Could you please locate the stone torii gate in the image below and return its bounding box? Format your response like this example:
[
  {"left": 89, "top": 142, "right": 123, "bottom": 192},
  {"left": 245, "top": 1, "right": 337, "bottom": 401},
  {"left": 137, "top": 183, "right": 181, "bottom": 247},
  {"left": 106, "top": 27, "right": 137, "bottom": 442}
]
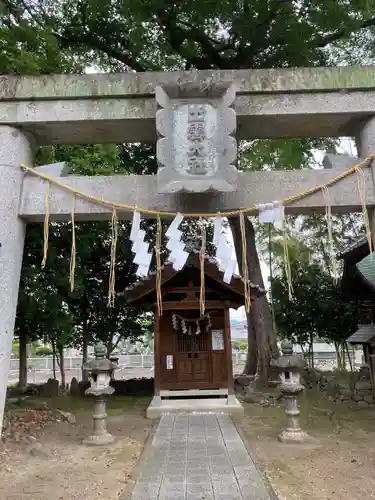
[{"left": 1, "top": 66, "right": 375, "bottom": 432}]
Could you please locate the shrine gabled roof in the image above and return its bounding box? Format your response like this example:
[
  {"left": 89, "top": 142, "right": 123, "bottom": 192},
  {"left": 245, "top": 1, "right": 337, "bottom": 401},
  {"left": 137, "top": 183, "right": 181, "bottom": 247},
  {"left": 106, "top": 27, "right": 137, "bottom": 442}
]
[
  {"left": 337, "top": 236, "right": 374, "bottom": 301},
  {"left": 337, "top": 236, "right": 368, "bottom": 261},
  {"left": 347, "top": 324, "right": 375, "bottom": 344},
  {"left": 124, "top": 250, "right": 265, "bottom": 306}
]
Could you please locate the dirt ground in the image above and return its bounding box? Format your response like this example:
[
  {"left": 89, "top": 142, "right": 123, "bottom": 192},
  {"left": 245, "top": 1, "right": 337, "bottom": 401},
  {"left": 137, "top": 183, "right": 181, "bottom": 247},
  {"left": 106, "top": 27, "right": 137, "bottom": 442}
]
[
  {"left": 2, "top": 392, "right": 375, "bottom": 500},
  {"left": 239, "top": 391, "right": 375, "bottom": 500},
  {"left": 0, "top": 396, "right": 152, "bottom": 500}
]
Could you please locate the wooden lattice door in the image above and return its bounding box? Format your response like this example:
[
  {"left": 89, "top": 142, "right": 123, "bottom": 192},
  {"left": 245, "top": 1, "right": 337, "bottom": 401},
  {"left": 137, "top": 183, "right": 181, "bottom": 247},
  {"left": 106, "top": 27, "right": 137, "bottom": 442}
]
[{"left": 176, "top": 327, "right": 211, "bottom": 389}]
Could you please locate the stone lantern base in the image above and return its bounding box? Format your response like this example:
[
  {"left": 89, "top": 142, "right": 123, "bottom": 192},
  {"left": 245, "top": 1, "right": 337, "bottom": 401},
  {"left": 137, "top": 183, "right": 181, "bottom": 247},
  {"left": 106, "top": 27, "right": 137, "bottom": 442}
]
[
  {"left": 278, "top": 427, "right": 309, "bottom": 444},
  {"left": 278, "top": 391, "right": 310, "bottom": 444},
  {"left": 83, "top": 390, "right": 115, "bottom": 446},
  {"left": 83, "top": 432, "right": 115, "bottom": 446}
]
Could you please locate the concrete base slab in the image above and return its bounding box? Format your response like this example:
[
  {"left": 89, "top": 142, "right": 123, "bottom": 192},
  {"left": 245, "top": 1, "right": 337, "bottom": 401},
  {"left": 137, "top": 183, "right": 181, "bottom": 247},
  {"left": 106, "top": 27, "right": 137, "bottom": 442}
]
[{"left": 146, "top": 396, "right": 244, "bottom": 419}]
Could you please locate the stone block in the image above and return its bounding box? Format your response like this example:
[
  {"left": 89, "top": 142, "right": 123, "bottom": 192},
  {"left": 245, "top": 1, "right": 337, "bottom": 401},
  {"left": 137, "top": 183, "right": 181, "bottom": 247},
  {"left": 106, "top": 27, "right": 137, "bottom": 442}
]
[
  {"left": 355, "top": 380, "right": 372, "bottom": 392},
  {"left": 337, "top": 382, "right": 352, "bottom": 394},
  {"left": 234, "top": 375, "right": 254, "bottom": 390},
  {"left": 41, "top": 378, "right": 59, "bottom": 398},
  {"left": 357, "top": 400, "right": 370, "bottom": 408},
  {"left": 78, "top": 380, "right": 90, "bottom": 395},
  {"left": 69, "top": 377, "right": 80, "bottom": 397},
  {"left": 110, "top": 377, "right": 154, "bottom": 395}
]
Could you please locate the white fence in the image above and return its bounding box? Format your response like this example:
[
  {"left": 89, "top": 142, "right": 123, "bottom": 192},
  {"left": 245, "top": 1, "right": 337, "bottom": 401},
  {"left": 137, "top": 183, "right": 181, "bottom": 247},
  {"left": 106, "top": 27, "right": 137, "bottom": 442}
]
[
  {"left": 7, "top": 350, "right": 364, "bottom": 385},
  {"left": 8, "top": 354, "right": 156, "bottom": 384},
  {"left": 9, "top": 353, "right": 244, "bottom": 372}
]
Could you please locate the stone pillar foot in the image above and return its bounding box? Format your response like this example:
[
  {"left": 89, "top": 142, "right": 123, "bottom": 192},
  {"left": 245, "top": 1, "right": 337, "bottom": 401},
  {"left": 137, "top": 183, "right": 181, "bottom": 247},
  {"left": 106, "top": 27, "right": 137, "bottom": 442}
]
[
  {"left": 83, "top": 432, "right": 115, "bottom": 446},
  {"left": 151, "top": 395, "right": 162, "bottom": 406}
]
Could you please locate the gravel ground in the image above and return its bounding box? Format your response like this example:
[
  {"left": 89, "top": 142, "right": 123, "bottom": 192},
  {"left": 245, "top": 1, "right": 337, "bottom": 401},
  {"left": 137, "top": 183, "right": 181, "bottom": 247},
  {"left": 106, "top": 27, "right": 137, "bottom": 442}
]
[
  {"left": 0, "top": 397, "right": 152, "bottom": 500},
  {"left": 239, "top": 394, "right": 375, "bottom": 500}
]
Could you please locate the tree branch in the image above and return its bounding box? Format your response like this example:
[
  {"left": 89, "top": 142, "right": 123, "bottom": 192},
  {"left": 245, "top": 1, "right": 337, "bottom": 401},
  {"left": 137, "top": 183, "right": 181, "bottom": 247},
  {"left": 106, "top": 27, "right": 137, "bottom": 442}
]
[
  {"left": 155, "top": 9, "right": 233, "bottom": 69},
  {"left": 56, "top": 33, "right": 147, "bottom": 72}
]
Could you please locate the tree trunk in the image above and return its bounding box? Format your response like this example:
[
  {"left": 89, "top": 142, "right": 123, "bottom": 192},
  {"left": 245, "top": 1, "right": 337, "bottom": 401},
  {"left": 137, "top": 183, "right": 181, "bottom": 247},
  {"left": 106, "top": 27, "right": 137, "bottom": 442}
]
[
  {"left": 106, "top": 340, "right": 113, "bottom": 358},
  {"left": 18, "top": 333, "right": 28, "bottom": 389},
  {"left": 51, "top": 338, "right": 57, "bottom": 379},
  {"left": 57, "top": 346, "right": 66, "bottom": 387},
  {"left": 334, "top": 342, "right": 344, "bottom": 370},
  {"left": 243, "top": 314, "right": 257, "bottom": 375},
  {"left": 82, "top": 326, "right": 89, "bottom": 382},
  {"left": 229, "top": 216, "right": 278, "bottom": 382},
  {"left": 309, "top": 332, "right": 314, "bottom": 369},
  {"left": 345, "top": 343, "right": 353, "bottom": 371}
]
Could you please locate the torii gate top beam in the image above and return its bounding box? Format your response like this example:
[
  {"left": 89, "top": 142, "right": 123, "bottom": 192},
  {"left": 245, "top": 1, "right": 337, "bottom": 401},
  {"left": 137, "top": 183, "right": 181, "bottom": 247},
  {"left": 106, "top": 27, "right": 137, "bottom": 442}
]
[{"left": 1, "top": 66, "right": 375, "bottom": 144}]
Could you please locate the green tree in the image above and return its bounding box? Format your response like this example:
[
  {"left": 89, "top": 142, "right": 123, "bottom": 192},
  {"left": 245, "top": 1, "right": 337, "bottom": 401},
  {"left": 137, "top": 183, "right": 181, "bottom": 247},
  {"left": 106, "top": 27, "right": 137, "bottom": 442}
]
[
  {"left": 272, "top": 260, "right": 361, "bottom": 369},
  {"left": 4, "top": 0, "right": 375, "bottom": 382}
]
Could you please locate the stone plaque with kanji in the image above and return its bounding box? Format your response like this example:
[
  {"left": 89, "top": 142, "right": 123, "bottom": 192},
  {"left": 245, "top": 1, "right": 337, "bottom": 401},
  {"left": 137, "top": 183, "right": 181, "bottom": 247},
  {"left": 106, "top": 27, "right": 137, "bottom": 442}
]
[{"left": 156, "top": 84, "right": 238, "bottom": 193}]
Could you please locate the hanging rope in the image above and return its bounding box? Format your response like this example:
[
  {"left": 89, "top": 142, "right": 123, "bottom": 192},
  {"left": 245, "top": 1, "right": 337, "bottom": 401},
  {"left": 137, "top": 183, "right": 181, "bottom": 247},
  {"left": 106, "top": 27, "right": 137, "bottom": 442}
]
[
  {"left": 281, "top": 210, "right": 293, "bottom": 300},
  {"left": 41, "top": 181, "right": 50, "bottom": 268},
  {"left": 199, "top": 219, "right": 206, "bottom": 316},
  {"left": 172, "top": 311, "right": 217, "bottom": 323},
  {"left": 69, "top": 195, "right": 76, "bottom": 292},
  {"left": 268, "top": 223, "right": 277, "bottom": 332},
  {"left": 355, "top": 165, "right": 373, "bottom": 256},
  {"left": 155, "top": 214, "right": 163, "bottom": 316},
  {"left": 20, "top": 154, "right": 375, "bottom": 218},
  {"left": 108, "top": 207, "right": 118, "bottom": 307},
  {"left": 322, "top": 186, "right": 338, "bottom": 280},
  {"left": 19, "top": 154, "right": 375, "bottom": 310},
  {"left": 239, "top": 212, "right": 251, "bottom": 313}
]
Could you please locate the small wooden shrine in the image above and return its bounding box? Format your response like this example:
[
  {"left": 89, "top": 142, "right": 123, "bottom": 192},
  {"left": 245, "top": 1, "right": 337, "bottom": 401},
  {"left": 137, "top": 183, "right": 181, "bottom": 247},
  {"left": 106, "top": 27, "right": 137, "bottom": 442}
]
[
  {"left": 338, "top": 238, "right": 375, "bottom": 391},
  {"left": 124, "top": 252, "right": 265, "bottom": 417}
]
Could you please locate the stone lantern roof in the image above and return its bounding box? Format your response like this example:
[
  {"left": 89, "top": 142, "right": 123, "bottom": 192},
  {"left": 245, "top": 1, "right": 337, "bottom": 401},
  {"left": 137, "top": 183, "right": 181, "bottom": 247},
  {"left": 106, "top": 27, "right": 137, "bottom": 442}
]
[
  {"left": 272, "top": 341, "right": 307, "bottom": 371},
  {"left": 84, "top": 344, "right": 115, "bottom": 374}
]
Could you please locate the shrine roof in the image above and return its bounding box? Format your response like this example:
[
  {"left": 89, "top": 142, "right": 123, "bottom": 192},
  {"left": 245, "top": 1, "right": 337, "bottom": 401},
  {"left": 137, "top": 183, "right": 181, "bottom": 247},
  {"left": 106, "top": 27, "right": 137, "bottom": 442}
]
[
  {"left": 337, "top": 237, "right": 368, "bottom": 261},
  {"left": 337, "top": 236, "right": 374, "bottom": 302},
  {"left": 347, "top": 324, "right": 375, "bottom": 344},
  {"left": 124, "top": 250, "right": 265, "bottom": 308}
]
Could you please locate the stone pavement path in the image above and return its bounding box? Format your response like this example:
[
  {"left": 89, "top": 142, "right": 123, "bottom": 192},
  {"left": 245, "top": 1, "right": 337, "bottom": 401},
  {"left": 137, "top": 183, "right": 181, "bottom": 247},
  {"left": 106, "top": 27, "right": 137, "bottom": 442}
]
[{"left": 130, "top": 413, "right": 273, "bottom": 500}]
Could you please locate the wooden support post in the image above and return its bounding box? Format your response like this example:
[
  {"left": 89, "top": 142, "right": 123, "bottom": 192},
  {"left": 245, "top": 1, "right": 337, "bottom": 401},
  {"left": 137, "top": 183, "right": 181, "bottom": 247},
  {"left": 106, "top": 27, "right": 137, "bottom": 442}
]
[
  {"left": 154, "top": 312, "right": 161, "bottom": 397},
  {"left": 224, "top": 308, "right": 234, "bottom": 395}
]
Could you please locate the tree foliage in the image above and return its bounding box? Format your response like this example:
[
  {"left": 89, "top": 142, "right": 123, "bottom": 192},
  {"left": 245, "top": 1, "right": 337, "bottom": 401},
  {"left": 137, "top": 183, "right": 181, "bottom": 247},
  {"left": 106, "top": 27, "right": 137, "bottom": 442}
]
[
  {"left": 272, "top": 261, "right": 359, "bottom": 342},
  {"left": 2, "top": 0, "right": 375, "bottom": 381}
]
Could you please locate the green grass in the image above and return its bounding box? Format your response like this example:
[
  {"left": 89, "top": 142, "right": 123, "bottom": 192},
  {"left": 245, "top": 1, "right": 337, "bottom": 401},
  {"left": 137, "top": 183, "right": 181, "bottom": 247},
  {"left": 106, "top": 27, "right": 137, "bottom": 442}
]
[
  {"left": 242, "top": 390, "right": 375, "bottom": 438},
  {"left": 6, "top": 394, "right": 152, "bottom": 416}
]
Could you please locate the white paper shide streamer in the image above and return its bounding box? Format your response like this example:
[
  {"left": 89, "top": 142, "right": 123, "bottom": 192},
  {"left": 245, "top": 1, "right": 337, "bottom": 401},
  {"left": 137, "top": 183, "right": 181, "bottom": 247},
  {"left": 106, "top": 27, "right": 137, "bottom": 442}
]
[
  {"left": 166, "top": 213, "right": 189, "bottom": 271},
  {"left": 257, "top": 201, "right": 284, "bottom": 229},
  {"left": 213, "top": 216, "right": 236, "bottom": 284},
  {"left": 130, "top": 211, "right": 152, "bottom": 277}
]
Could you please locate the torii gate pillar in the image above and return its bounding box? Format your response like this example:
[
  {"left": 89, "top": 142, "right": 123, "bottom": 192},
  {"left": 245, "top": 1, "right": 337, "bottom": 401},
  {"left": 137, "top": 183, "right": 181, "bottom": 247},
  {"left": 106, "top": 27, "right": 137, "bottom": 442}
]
[
  {"left": 357, "top": 117, "right": 375, "bottom": 157},
  {"left": 356, "top": 117, "right": 375, "bottom": 240},
  {"left": 0, "top": 126, "right": 34, "bottom": 433}
]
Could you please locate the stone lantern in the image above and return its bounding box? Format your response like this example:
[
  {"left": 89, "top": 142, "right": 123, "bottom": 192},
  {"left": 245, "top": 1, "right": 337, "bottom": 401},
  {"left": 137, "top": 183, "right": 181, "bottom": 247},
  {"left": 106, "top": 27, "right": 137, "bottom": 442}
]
[
  {"left": 272, "top": 341, "right": 309, "bottom": 443},
  {"left": 83, "top": 344, "right": 117, "bottom": 446}
]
